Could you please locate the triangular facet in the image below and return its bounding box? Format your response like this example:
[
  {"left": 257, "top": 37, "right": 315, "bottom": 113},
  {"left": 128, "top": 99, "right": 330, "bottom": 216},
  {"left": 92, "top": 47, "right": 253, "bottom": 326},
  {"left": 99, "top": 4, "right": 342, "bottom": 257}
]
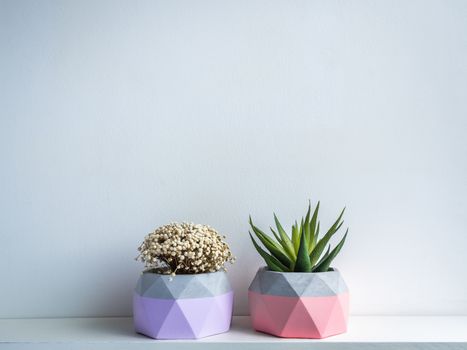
[
  {"left": 302, "top": 276, "right": 335, "bottom": 296},
  {"left": 338, "top": 293, "right": 349, "bottom": 320},
  {"left": 176, "top": 296, "right": 213, "bottom": 337},
  {"left": 177, "top": 277, "right": 212, "bottom": 298},
  {"left": 248, "top": 273, "right": 261, "bottom": 293},
  {"left": 337, "top": 276, "right": 349, "bottom": 294},
  {"left": 133, "top": 294, "right": 151, "bottom": 336},
  {"left": 301, "top": 296, "right": 337, "bottom": 337},
  {"left": 249, "top": 291, "right": 273, "bottom": 333},
  {"left": 196, "top": 293, "right": 232, "bottom": 338},
  {"left": 281, "top": 298, "right": 319, "bottom": 338},
  {"left": 259, "top": 272, "right": 286, "bottom": 295},
  {"left": 143, "top": 278, "right": 172, "bottom": 298},
  {"left": 262, "top": 294, "right": 299, "bottom": 334},
  {"left": 161, "top": 277, "right": 192, "bottom": 299},
  {"left": 141, "top": 297, "right": 175, "bottom": 337},
  {"left": 316, "top": 273, "right": 341, "bottom": 295},
  {"left": 157, "top": 301, "right": 195, "bottom": 339},
  {"left": 137, "top": 274, "right": 160, "bottom": 295},
  {"left": 213, "top": 292, "right": 234, "bottom": 324},
  {"left": 281, "top": 273, "right": 317, "bottom": 297},
  {"left": 322, "top": 293, "right": 349, "bottom": 337}
]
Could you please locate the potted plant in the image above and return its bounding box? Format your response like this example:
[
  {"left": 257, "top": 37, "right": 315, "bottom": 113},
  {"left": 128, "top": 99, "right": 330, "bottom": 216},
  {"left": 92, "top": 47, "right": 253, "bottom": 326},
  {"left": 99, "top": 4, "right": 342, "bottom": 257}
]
[
  {"left": 248, "top": 201, "right": 349, "bottom": 339},
  {"left": 134, "top": 222, "right": 235, "bottom": 339}
]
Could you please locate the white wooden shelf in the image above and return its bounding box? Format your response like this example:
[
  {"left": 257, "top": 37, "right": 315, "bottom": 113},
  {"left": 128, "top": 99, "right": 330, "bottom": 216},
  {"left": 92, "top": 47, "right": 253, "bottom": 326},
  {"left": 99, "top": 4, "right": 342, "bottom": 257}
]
[{"left": 1, "top": 316, "right": 466, "bottom": 349}]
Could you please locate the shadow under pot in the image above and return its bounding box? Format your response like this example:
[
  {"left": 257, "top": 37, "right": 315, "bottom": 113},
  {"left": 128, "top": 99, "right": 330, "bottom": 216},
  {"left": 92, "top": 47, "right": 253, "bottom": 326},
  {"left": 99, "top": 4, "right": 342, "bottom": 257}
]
[
  {"left": 248, "top": 267, "right": 349, "bottom": 339},
  {"left": 133, "top": 271, "right": 233, "bottom": 339}
]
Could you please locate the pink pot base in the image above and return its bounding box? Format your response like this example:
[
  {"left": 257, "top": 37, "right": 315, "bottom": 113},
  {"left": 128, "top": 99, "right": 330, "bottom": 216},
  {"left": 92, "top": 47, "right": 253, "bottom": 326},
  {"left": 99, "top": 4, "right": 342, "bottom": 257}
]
[{"left": 248, "top": 291, "right": 349, "bottom": 339}]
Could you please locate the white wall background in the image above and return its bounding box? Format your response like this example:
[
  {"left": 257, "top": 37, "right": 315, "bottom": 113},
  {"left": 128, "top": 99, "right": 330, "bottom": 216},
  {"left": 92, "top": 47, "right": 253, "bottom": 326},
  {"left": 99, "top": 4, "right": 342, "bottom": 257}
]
[{"left": 1, "top": 0, "right": 466, "bottom": 318}]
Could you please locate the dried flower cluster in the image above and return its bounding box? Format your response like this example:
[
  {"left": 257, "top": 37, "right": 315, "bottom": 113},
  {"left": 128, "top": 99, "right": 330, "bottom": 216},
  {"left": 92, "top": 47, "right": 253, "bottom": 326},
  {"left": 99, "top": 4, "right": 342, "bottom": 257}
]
[{"left": 137, "top": 222, "right": 235, "bottom": 275}]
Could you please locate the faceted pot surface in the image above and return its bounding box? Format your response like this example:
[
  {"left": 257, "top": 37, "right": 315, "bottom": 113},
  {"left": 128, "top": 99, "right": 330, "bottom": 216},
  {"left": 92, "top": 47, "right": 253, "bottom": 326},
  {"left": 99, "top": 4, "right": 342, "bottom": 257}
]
[
  {"left": 248, "top": 267, "right": 349, "bottom": 338},
  {"left": 133, "top": 271, "right": 233, "bottom": 339}
]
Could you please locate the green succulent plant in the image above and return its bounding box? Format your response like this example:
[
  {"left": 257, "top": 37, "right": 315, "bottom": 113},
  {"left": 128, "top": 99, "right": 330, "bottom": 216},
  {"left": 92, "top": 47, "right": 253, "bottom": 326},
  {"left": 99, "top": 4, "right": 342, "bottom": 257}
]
[{"left": 249, "top": 201, "right": 348, "bottom": 273}]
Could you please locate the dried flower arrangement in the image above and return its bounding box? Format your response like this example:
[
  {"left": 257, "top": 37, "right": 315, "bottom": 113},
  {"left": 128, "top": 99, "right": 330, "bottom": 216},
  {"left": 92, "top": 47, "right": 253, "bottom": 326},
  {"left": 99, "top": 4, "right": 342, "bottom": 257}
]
[{"left": 137, "top": 222, "right": 235, "bottom": 275}]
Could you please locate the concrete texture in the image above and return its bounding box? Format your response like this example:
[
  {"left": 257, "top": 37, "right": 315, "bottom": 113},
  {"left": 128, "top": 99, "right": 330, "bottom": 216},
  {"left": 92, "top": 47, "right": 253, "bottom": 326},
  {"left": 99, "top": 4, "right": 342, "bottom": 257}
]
[
  {"left": 135, "top": 271, "right": 232, "bottom": 299},
  {"left": 249, "top": 267, "right": 348, "bottom": 297}
]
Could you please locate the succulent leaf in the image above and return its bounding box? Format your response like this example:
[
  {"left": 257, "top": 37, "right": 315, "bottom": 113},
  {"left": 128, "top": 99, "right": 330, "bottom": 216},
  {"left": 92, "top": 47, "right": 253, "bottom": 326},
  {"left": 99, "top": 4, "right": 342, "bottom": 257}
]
[
  {"left": 248, "top": 201, "right": 348, "bottom": 273},
  {"left": 294, "top": 228, "right": 312, "bottom": 272},
  {"left": 269, "top": 227, "right": 281, "bottom": 243},
  {"left": 273, "top": 213, "right": 296, "bottom": 259},
  {"left": 249, "top": 216, "right": 292, "bottom": 268},
  {"left": 314, "top": 244, "right": 330, "bottom": 269},
  {"left": 309, "top": 207, "right": 345, "bottom": 267},
  {"left": 308, "top": 201, "right": 320, "bottom": 252},
  {"left": 313, "top": 229, "right": 348, "bottom": 272},
  {"left": 328, "top": 208, "right": 346, "bottom": 235},
  {"left": 313, "top": 221, "right": 320, "bottom": 248},
  {"left": 291, "top": 221, "right": 300, "bottom": 253},
  {"left": 249, "top": 232, "right": 288, "bottom": 272},
  {"left": 303, "top": 202, "right": 311, "bottom": 252}
]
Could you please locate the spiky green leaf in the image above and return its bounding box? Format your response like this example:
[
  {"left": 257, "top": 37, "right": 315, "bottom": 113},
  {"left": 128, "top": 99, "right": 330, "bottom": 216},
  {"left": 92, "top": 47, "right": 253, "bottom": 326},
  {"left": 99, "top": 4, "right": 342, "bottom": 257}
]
[
  {"left": 303, "top": 202, "right": 311, "bottom": 252},
  {"left": 328, "top": 207, "right": 346, "bottom": 235},
  {"left": 291, "top": 221, "right": 300, "bottom": 254},
  {"left": 312, "top": 221, "right": 320, "bottom": 249},
  {"left": 308, "top": 201, "right": 320, "bottom": 252},
  {"left": 249, "top": 233, "right": 288, "bottom": 272},
  {"left": 313, "top": 230, "right": 348, "bottom": 272},
  {"left": 314, "top": 244, "right": 330, "bottom": 269},
  {"left": 273, "top": 213, "right": 296, "bottom": 259},
  {"left": 309, "top": 208, "right": 345, "bottom": 267},
  {"left": 249, "top": 216, "right": 292, "bottom": 268},
  {"left": 294, "top": 228, "right": 312, "bottom": 272},
  {"left": 269, "top": 227, "right": 281, "bottom": 242}
]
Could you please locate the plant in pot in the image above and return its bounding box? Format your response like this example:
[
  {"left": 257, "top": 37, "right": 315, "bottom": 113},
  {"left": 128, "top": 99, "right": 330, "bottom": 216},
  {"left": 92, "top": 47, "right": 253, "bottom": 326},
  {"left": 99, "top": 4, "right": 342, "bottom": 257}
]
[
  {"left": 134, "top": 222, "right": 235, "bottom": 339},
  {"left": 248, "top": 201, "right": 349, "bottom": 339}
]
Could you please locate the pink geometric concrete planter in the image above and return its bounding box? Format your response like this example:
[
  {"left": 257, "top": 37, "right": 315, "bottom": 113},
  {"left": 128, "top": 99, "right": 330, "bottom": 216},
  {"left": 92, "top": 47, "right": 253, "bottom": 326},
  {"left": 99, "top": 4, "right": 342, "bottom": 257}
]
[
  {"left": 248, "top": 267, "right": 349, "bottom": 339},
  {"left": 133, "top": 271, "right": 233, "bottom": 339}
]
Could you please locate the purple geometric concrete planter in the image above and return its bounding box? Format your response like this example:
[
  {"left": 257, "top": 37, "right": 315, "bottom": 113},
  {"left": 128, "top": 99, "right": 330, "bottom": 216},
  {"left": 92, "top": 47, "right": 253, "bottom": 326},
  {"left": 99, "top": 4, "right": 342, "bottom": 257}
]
[{"left": 133, "top": 270, "right": 233, "bottom": 339}]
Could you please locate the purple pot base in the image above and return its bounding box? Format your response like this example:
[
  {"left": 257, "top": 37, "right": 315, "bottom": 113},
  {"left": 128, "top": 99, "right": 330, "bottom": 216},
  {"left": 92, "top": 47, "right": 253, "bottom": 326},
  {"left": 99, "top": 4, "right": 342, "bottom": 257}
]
[{"left": 133, "top": 291, "right": 233, "bottom": 339}]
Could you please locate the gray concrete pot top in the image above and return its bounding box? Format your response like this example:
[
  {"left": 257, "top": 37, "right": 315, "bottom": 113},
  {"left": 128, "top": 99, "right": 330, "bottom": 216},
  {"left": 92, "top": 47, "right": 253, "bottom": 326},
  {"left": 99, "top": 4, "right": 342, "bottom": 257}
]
[
  {"left": 135, "top": 270, "right": 232, "bottom": 299},
  {"left": 248, "top": 267, "right": 348, "bottom": 297}
]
